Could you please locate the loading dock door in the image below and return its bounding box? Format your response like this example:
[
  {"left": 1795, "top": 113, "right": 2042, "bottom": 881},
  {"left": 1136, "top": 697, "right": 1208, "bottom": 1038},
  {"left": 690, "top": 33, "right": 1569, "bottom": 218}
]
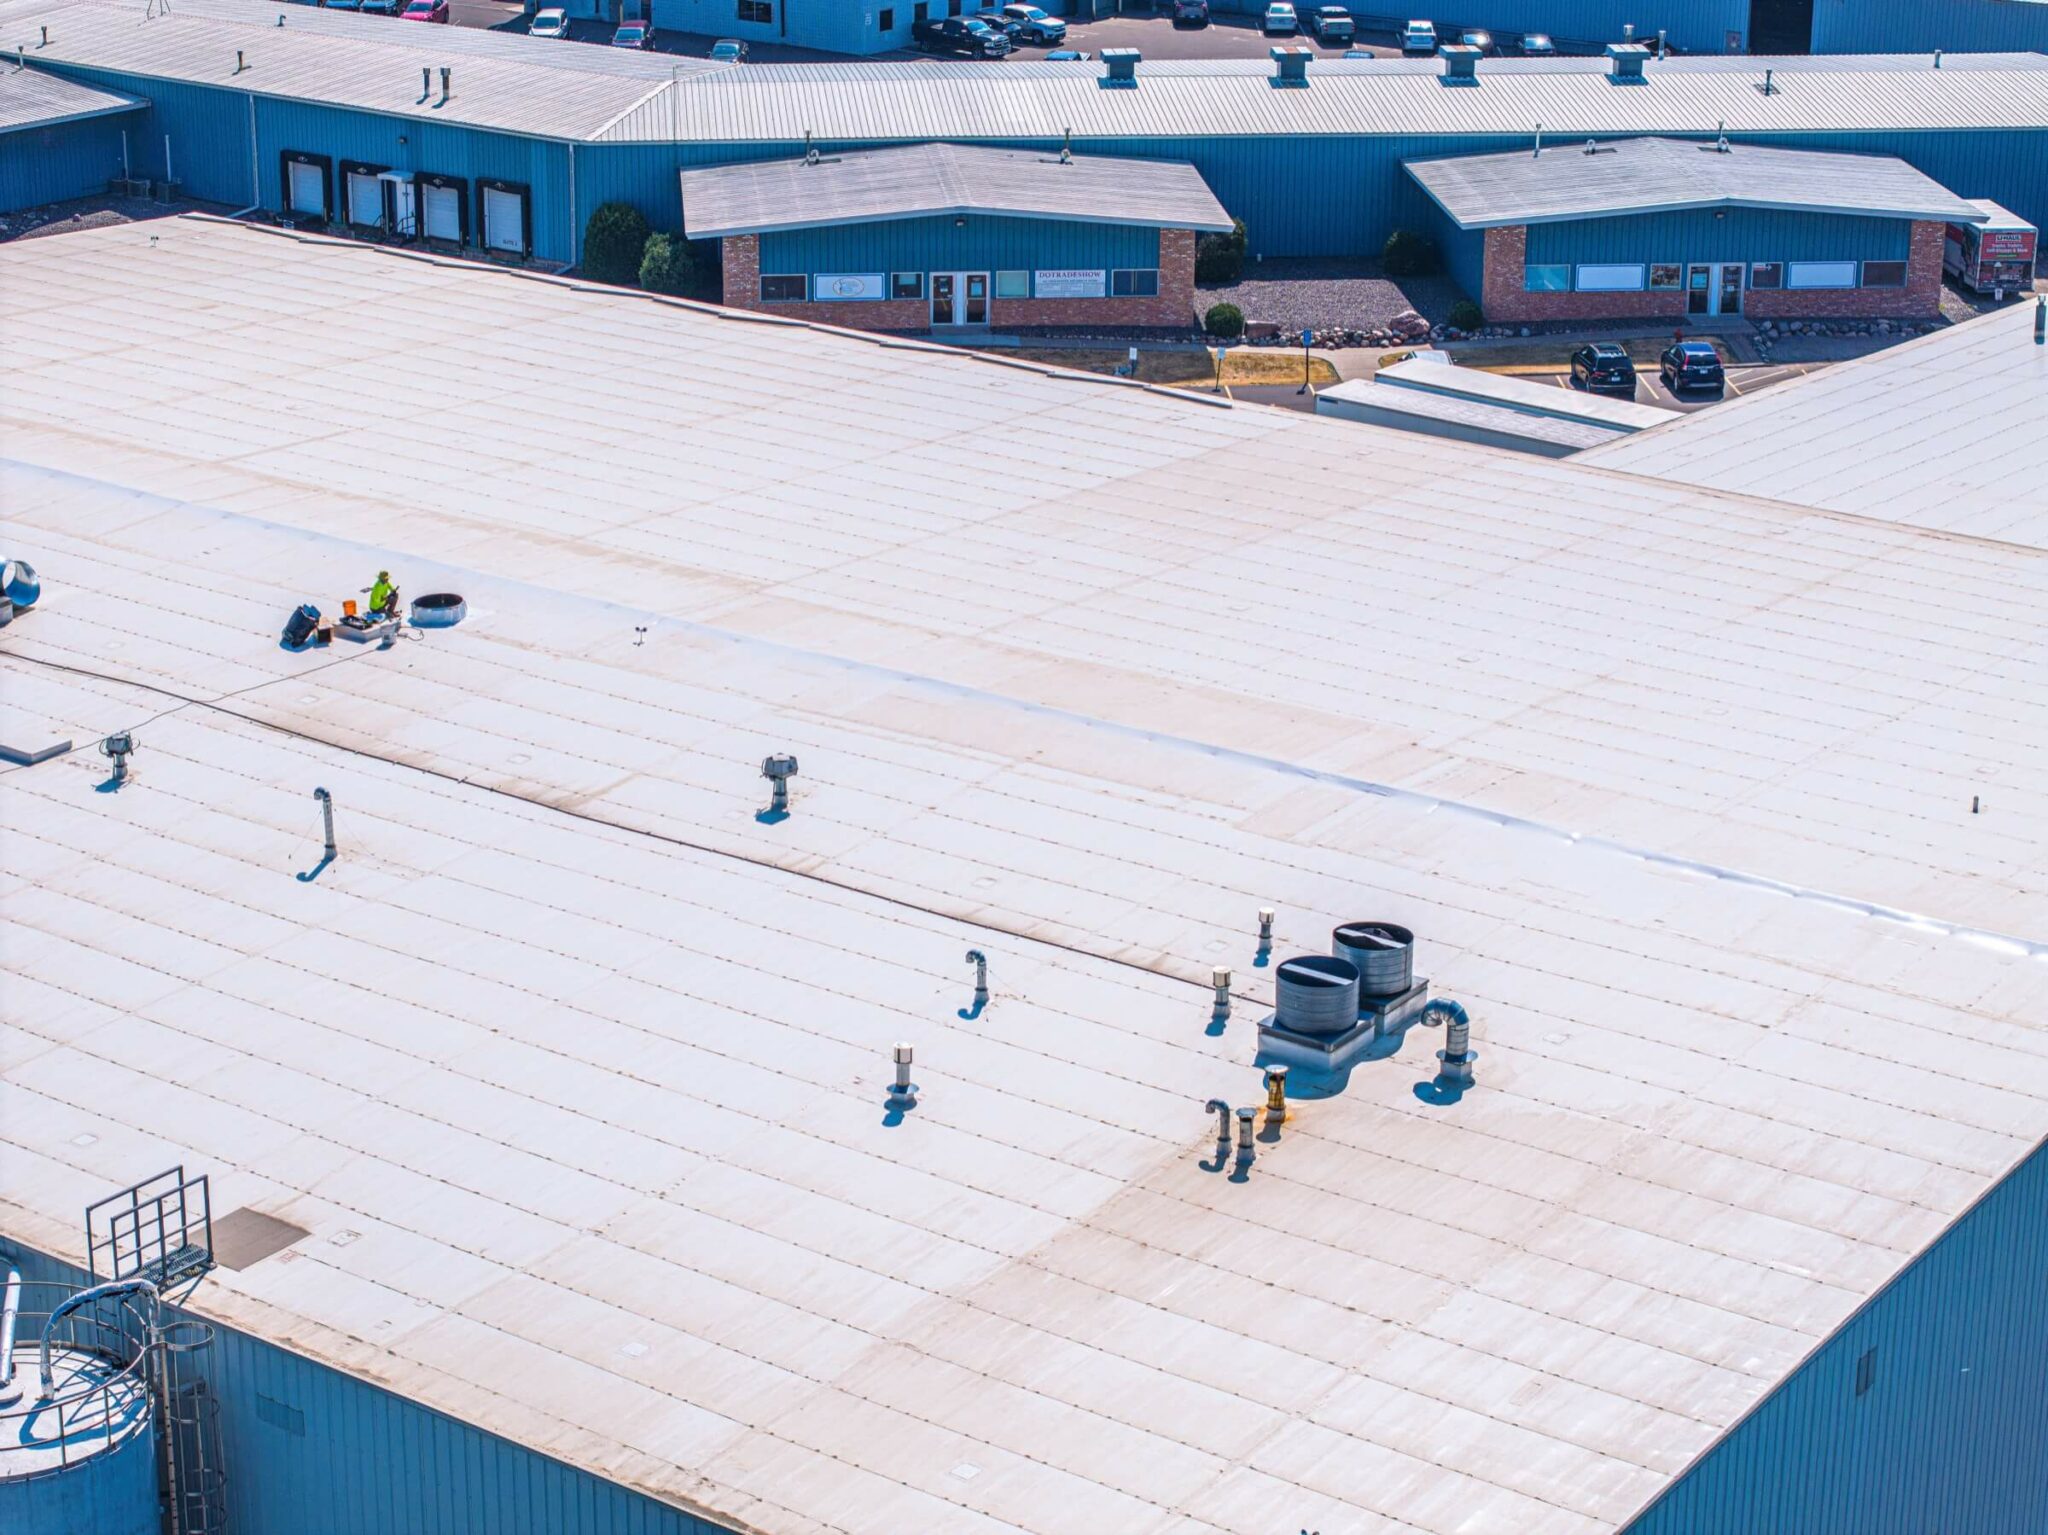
[
  {"left": 421, "top": 182, "right": 462, "bottom": 242},
  {"left": 346, "top": 170, "right": 385, "bottom": 228},
  {"left": 288, "top": 159, "right": 327, "bottom": 219},
  {"left": 482, "top": 185, "right": 526, "bottom": 254}
]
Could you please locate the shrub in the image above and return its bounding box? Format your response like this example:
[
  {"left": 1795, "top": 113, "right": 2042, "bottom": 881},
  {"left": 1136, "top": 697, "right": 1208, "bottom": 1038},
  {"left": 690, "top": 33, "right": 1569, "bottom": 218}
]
[
  {"left": 1195, "top": 217, "right": 1249, "bottom": 285},
  {"left": 1380, "top": 228, "right": 1440, "bottom": 277},
  {"left": 639, "top": 232, "right": 694, "bottom": 296},
  {"left": 1448, "top": 299, "right": 1484, "bottom": 331},
  {"left": 1203, "top": 302, "right": 1245, "bottom": 339},
  {"left": 582, "top": 201, "right": 650, "bottom": 285}
]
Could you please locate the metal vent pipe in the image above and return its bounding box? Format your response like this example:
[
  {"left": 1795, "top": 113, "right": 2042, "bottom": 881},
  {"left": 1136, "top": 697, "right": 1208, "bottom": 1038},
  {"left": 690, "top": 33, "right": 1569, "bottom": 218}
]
[{"left": 1421, "top": 999, "right": 1475, "bottom": 1086}]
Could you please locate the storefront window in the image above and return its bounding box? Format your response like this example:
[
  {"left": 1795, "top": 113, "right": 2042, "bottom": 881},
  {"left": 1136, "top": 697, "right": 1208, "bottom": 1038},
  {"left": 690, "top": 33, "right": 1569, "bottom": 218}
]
[
  {"left": 1861, "top": 260, "right": 1907, "bottom": 288},
  {"left": 994, "top": 271, "right": 1029, "bottom": 298},
  {"left": 1574, "top": 264, "right": 1645, "bottom": 292},
  {"left": 879, "top": 6, "right": 893, "bottom": 27},
  {"left": 1111, "top": 269, "right": 1159, "bottom": 297},
  {"left": 1750, "top": 262, "right": 1783, "bottom": 289},
  {"left": 1648, "top": 263, "right": 1681, "bottom": 290},
  {"left": 1524, "top": 265, "right": 1569, "bottom": 292},
  {"left": 890, "top": 272, "right": 924, "bottom": 299},
  {"left": 1786, "top": 261, "right": 1856, "bottom": 290},
  {"left": 760, "top": 274, "right": 806, "bottom": 302}
]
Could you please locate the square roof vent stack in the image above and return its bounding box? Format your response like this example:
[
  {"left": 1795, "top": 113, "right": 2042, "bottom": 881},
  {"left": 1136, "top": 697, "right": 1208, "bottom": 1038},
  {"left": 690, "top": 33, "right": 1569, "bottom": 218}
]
[
  {"left": 1101, "top": 47, "right": 1140, "bottom": 86},
  {"left": 1270, "top": 45, "right": 1311, "bottom": 86},
  {"left": 1607, "top": 42, "right": 1650, "bottom": 82},
  {"left": 1439, "top": 43, "right": 1480, "bottom": 83}
]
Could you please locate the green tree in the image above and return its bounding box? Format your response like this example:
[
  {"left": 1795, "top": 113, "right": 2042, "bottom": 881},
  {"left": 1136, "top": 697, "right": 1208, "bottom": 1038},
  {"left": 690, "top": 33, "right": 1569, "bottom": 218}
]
[
  {"left": 639, "top": 232, "right": 695, "bottom": 296},
  {"left": 1380, "top": 228, "right": 1440, "bottom": 277},
  {"left": 583, "top": 201, "right": 651, "bottom": 285},
  {"left": 1195, "top": 218, "right": 1249, "bottom": 285},
  {"left": 1203, "top": 301, "right": 1245, "bottom": 339}
]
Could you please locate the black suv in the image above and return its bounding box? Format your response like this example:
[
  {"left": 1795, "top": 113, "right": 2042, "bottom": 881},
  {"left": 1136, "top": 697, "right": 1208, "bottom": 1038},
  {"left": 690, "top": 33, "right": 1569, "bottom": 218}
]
[
  {"left": 913, "top": 16, "right": 1012, "bottom": 54},
  {"left": 1570, "top": 342, "right": 1637, "bottom": 397},
  {"left": 1659, "top": 340, "right": 1725, "bottom": 395}
]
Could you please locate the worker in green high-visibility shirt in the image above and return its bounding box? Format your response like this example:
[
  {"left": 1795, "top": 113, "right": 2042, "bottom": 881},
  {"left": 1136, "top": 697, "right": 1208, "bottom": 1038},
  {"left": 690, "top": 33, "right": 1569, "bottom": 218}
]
[{"left": 366, "top": 570, "right": 398, "bottom": 619}]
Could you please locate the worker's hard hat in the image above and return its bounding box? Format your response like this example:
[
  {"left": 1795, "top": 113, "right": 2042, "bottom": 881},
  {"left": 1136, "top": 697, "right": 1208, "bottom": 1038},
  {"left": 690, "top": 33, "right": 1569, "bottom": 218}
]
[{"left": 377, "top": 570, "right": 390, "bottom": 580}]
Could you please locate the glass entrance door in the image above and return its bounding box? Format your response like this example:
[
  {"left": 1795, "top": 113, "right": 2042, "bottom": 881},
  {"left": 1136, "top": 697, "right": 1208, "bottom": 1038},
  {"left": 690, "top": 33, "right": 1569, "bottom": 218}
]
[
  {"left": 1686, "top": 264, "right": 1711, "bottom": 316},
  {"left": 931, "top": 273, "right": 956, "bottom": 326},
  {"left": 963, "top": 273, "right": 989, "bottom": 324},
  {"left": 1716, "top": 262, "right": 1744, "bottom": 315}
]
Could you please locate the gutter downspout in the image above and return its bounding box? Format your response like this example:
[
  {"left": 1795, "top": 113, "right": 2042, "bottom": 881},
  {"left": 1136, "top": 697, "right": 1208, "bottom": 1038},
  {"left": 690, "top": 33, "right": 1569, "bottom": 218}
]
[
  {"left": 568, "top": 142, "right": 578, "bottom": 268},
  {"left": 245, "top": 90, "right": 259, "bottom": 213}
]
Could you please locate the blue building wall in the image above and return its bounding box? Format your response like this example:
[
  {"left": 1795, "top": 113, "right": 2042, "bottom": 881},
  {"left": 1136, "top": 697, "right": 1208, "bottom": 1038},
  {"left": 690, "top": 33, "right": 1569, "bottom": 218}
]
[
  {"left": 758, "top": 212, "right": 1158, "bottom": 275},
  {"left": 0, "top": 112, "right": 139, "bottom": 213},
  {"left": 1811, "top": 0, "right": 2048, "bottom": 54},
  {"left": 18, "top": 63, "right": 2048, "bottom": 271},
  {"left": 1526, "top": 206, "right": 1912, "bottom": 264},
  {"left": 0, "top": 1242, "right": 739, "bottom": 1535},
  {"left": 1625, "top": 1134, "right": 2048, "bottom": 1535}
]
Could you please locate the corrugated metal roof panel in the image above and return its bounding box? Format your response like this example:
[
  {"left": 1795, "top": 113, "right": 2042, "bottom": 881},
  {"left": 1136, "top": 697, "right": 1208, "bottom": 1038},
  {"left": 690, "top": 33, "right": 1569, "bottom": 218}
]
[
  {"left": 678, "top": 141, "right": 1233, "bottom": 237},
  {"left": 0, "top": 57, "right": 143, "bottom": 131},
  {"left": 22, "top": 0, "right": 716, "bottom": 141},
  {"left": 637, "top": 57, "right": 2048, "bottom": 144},
  {"left": 1405, "top": 136, "right": 1989, "bottom": 226}
]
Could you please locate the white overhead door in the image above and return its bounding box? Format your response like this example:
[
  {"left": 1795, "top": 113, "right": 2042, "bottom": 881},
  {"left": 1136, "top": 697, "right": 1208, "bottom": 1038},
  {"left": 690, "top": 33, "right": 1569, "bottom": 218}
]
[
  {"left": 421, "top": 182, "right": 461, "bottom": 243},
  {"left": 482, "top": 185, "right": 525, "bottom": 254},
  {"left": 346, "top": 170, "right": 384, "bottom": 228},
  {"left": 287, "top": 159, "right": 326, "bottom": 218}
]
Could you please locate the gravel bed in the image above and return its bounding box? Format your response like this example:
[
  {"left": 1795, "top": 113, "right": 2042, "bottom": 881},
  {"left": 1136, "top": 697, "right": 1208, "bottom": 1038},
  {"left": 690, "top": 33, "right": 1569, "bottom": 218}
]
[
  {"left": 1198, "top": 258, "right": 1467, "bottom": 335},
  {"left": 0, "top": 194, "right": 232, "bottom": 243}
]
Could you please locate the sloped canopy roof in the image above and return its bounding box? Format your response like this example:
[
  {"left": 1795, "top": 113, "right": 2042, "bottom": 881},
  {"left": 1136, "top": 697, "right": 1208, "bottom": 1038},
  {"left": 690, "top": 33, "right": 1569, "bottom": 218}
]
[
  {"left": 1405, "top": 136, "right": 1989, "bottom": 228},
  {"left": 0, "top": 61, "right": 145, "bottom": 134},
  {"left": 680, "top": 141, "right": 1234, "bottom": 238}
]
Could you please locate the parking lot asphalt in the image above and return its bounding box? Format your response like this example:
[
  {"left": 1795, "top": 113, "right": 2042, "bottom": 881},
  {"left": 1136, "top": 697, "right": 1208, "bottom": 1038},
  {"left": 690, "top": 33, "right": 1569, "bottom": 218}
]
[
  {"left": 1510, "top": 362, "right": 1817, "bottom": 414},
  {"left": 449, "top": 0, "right": 1409, "bottom": 59}
]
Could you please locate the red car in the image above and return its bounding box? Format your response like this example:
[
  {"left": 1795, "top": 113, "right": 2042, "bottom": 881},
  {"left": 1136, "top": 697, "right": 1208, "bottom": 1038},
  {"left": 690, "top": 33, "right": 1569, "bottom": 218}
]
[{"left": 401, "top": 0, "right": 449, "bottom": 21}]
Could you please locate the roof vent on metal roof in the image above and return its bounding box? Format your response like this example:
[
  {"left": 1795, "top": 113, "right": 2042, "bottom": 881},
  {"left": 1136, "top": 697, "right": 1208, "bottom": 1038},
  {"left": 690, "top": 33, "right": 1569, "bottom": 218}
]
[
  {"left": 1933, "top": 48, "right": 1942, "bottom": 68},
  {"left": 1757, "top": 67, "right": 1776, "bottom": 95},
  {"left": 1270, "top": 45, "right": 1311, "bottom": 87},
  {"left": 1101, "top": 47, "right": 1139, "bottom": 86},
  {"left": 234, "top": 49, "right": 246, "bottom": 73},
  {"left": 420, "top": 66, "right": 431, "bottom": 101},
  {"left": 439, "top": 67, "right": 451, "bottom": 103},
  {"left": 1606, "top": 42, "right": 1650, "bottom": 83},
  {"left": 1438, "top": 43, "right": 1480, "bottom": 84},
  {"left": 804, "top": 129, "right": 819, "bottom": 165},
  {"left": 1059, "top": 126, "right": 1072, "bottom": 164}
]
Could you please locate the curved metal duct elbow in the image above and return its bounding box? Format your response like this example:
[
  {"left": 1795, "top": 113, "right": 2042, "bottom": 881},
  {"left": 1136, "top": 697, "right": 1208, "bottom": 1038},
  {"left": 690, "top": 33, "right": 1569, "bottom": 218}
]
[
  {"left": 38, "top": 1278, "right": 158, "bottom": 1399},
  {"left": 1419, "top": 998, "right": 1475, "bottom": 1086}
]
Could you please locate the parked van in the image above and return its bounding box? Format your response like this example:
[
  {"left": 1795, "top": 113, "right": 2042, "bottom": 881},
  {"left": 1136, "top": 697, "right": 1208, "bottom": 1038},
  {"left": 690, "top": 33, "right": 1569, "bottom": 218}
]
[{"left": 1944, "top": 199, "right": 2038, "bottom": 296}]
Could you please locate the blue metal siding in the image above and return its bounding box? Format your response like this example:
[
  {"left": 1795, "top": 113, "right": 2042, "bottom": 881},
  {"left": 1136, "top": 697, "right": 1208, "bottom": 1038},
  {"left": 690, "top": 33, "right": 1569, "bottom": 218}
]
[
  {"left": 759, "top": 212, "right": 1158, "bottom": 275},
  {"left": 1811, "top": 0, "right": 2048, "bottom": 54},
  {"left": 0, "top": 1242, "right": 738, "bottom": 1535},
  {"left": 1625, "top": 1134, "right": 2048, "bottom": 1535},
  {"left": 0, "top": 113, "right": 136, "bottom": 213},
  {"left": 1422, "top": 196, "right": 1487, "bottom": 297},
  {"left": 1527, "top": 207, "right": 1913, "bottom": 265}
]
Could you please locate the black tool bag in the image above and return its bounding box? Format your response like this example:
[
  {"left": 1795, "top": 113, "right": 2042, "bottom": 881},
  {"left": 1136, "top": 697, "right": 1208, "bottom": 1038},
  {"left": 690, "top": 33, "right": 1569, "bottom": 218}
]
[{"left": 283, "top": 603, "right": 320, "bottom": 648}]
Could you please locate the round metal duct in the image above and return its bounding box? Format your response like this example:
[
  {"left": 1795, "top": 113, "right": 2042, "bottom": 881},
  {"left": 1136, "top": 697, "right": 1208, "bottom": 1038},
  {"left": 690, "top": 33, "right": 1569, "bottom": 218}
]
[
  {"left": 1333, "top": 922, "right": 1414, "bottom": 998},
  {"left": 2, "top": 559, "right": 38, "bottom": 610},
  {"left": 409, "top": 593, "right": 466, "bottom": 628},
  {"left": 1274, "top": 955, "right": 1360, "bottom": 1037}
]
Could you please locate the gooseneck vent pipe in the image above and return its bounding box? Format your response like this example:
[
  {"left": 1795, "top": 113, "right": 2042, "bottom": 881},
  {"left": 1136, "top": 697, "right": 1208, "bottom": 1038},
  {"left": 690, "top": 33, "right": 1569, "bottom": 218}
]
[
  {"left": 38, "top": 1278, "right": 158, "bottom": 1399},
  {"left": 1204, "top": 1099, "right": 1232, "bottom": 1145},
  {"left": 1419, "top": 999, "right": 1475, "bottom": 1086}
]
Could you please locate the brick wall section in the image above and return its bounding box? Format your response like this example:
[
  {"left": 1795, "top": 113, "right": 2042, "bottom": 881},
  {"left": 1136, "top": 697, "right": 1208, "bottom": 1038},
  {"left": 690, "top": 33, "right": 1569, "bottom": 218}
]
[
  {"left": 1480, "top": 225, "right": 1684, "bottom": 323},
  {"left": 1746, "top": 220, "right": 1944, "bottom": 319},
  {"left": 1478, "top": 220, "right": 1945, "bottom": 323},
  {"left": 716, "top": 229, "right": 1199, "bottom": 332}
]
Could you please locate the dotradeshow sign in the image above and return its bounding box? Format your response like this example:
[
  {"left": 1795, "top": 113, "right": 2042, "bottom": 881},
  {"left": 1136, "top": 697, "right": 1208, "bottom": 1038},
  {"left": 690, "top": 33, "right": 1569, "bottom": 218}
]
[
  {"left": 815, "top": 272, "right": 886, "bottom": 301},
  {"left": 1034, "top": 268, "right": 1106, "bottom": 299}
]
